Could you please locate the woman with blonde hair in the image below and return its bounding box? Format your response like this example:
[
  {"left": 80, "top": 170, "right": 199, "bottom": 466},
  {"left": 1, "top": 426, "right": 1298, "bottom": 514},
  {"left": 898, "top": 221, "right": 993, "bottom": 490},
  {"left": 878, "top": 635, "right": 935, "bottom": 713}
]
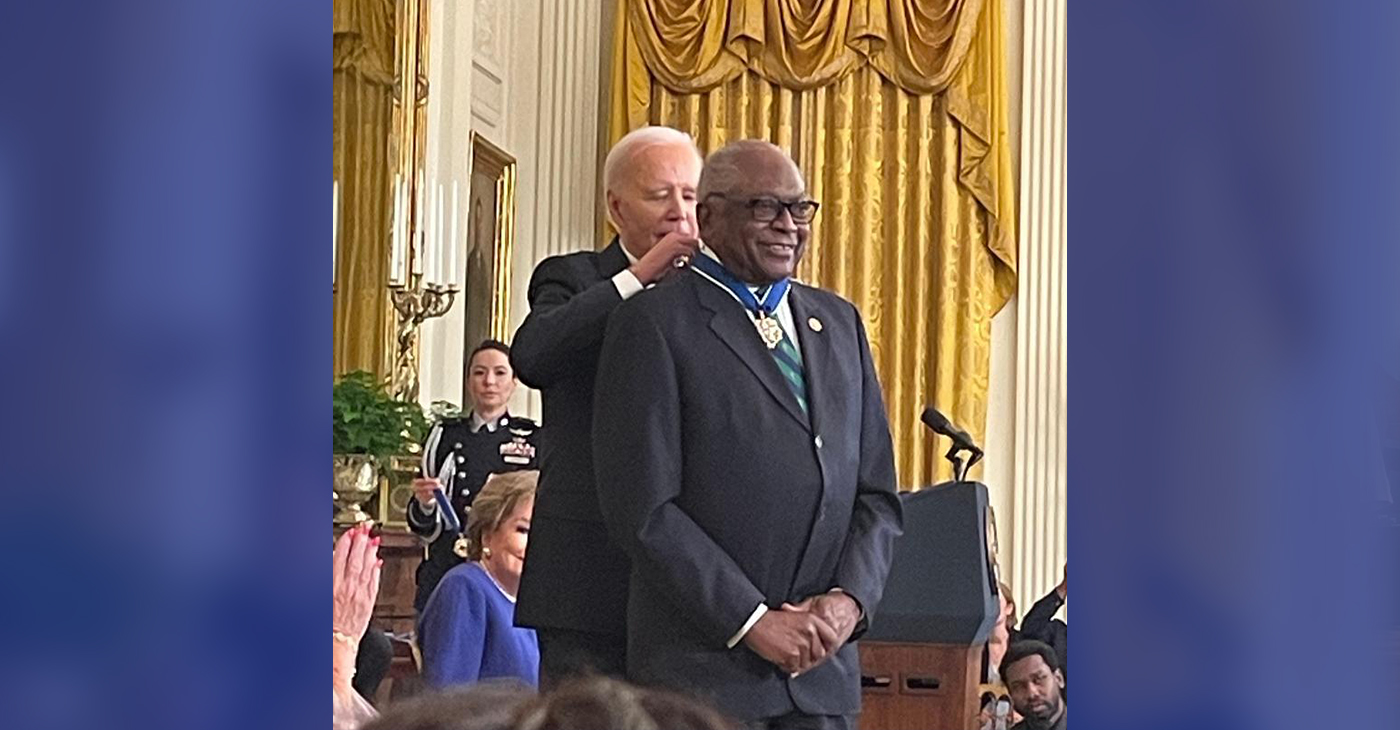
[{"left": 419, "top": 470, "right": 540, "bottom": 688}]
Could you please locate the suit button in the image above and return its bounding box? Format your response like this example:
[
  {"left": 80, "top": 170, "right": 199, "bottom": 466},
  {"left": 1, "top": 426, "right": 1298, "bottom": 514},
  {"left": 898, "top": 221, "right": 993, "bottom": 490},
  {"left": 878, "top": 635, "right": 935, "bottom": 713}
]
[
  {"left": 457, "top": 455, "right": 466, "bottom": 463},
  {"left": 814, "top": 435, "right": 823, "bottom": 449},
  {"left": 453, "top": 442, "right": 463, "bottom": 449}
]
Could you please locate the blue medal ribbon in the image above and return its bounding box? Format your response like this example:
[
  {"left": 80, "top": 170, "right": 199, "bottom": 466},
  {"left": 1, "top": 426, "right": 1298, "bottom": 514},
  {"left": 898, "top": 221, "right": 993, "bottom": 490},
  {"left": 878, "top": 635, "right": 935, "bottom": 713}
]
[
  {"left": 432, "top": 484, "right": 460, "bottom": 533},
  {"left": 690, "top": 252, "right": 790, "bottom": 316},
  {"left": 431, "top": 454, "right": 461, "bottom": 533},
  {"left": 421, "top": 423, "right": 462, "bottom": 533}
]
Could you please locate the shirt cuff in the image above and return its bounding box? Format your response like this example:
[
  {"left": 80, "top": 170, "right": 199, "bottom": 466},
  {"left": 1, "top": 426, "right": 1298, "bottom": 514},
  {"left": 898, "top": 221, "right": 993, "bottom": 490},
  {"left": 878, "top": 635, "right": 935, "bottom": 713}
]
[
  {"left": 612, "top": 269, "right": 644, "bottom": 300},
  {"left": 727, "top": 603, "right": 768, "bottom": 649}
]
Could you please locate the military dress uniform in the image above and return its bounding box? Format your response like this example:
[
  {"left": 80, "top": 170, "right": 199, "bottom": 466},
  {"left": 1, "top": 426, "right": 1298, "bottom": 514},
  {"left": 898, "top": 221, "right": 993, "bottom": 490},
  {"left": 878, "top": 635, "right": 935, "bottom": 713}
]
[{"left": 406, "top": 412, "right": 539, "bottom": 612}]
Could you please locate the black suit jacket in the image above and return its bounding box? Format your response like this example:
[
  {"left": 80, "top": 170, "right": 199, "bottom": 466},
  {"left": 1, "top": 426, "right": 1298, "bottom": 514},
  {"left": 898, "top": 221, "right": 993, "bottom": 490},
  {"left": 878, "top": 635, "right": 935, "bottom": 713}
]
[
  {"left": 1020, "top": 588, "right": 1068, "bottom": 680},
  {"left": 592, "top": 270, "right": 903, "bottom": 720},
  {"left": 511, "top": 239, "right": 633, "bottom": 638}
]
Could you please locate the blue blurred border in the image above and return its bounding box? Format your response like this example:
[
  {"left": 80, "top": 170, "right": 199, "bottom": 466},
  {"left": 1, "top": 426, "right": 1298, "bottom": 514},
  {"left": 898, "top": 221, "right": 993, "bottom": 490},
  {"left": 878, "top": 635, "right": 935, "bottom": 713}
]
[
  {"left": 1073, "top": 1, "right": 1399, "bottom": 728},
  {"left": 0, "top": 1, "right": 1396, "bottom": 729},
  {"left": 0, "top": 1, "right": 326, "bottom": 728}
]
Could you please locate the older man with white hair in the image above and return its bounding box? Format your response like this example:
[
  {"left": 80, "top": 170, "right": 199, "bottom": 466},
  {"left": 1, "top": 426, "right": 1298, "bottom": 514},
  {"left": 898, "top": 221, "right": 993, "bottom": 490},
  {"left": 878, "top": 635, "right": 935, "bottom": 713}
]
[{"left": 511, "top": 126, "right": 702, "bottom": 687}]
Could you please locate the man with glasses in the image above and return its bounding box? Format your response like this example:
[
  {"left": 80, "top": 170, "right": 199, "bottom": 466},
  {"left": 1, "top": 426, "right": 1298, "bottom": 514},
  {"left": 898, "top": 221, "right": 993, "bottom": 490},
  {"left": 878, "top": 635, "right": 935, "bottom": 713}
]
[{"left": 592, "top": 139, "right": 902, "bottom": 729}]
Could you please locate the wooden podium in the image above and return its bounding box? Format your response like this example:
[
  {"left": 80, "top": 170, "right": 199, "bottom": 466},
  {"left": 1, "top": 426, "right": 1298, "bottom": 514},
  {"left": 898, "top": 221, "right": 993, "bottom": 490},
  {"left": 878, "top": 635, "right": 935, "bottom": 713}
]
[
  {"left": 860, "top": 641, "right": 983, "bottom": 730},
  {"left": 858, "top": 482, "right": 999, "bottom": 730}
]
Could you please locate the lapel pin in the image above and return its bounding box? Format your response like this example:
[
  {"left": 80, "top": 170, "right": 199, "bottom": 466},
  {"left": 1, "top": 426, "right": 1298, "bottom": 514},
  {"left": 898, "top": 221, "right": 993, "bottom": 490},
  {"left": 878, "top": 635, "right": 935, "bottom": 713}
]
[{"left": 807, "top": 316, "right": 823, "bottom": 333}]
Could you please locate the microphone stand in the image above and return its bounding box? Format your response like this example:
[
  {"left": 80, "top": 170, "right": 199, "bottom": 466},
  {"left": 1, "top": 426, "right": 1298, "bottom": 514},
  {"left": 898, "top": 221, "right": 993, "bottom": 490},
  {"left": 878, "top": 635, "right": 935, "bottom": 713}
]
[
  {"left": 945, "top": 442, "right": 983, "bottom": 483},
  {"left": 921, "top": 406, "right": 984, "bottom": 482}
]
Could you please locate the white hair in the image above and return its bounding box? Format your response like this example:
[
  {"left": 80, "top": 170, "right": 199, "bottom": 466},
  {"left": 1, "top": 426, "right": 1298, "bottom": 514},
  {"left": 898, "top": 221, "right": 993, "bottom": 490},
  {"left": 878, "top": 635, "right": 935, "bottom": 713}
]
[{"left": 602, "top": 126, "right": 701, "bottom": 197}]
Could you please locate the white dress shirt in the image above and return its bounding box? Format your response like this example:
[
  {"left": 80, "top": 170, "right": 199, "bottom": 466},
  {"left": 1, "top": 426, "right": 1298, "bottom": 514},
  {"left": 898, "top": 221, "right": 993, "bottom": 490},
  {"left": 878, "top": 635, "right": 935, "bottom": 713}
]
[
  {"left": 612, "top": 242, "right": 645, "bottom": 300},
  {"left": 693, "top": 245, "right": 801, "bottom": 354},
  {"left": 691, "top": 245, "right": 808, "bottom": 648},
  {"left": 470, "top": 411, "right": 506, "bottom": 434}
]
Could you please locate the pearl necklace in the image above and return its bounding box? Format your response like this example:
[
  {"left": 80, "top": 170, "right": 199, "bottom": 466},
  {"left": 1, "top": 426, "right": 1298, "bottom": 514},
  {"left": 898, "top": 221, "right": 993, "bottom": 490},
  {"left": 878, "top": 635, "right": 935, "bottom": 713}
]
[{"left": 479, "top": 560, "right": 516, "bottom": 603}]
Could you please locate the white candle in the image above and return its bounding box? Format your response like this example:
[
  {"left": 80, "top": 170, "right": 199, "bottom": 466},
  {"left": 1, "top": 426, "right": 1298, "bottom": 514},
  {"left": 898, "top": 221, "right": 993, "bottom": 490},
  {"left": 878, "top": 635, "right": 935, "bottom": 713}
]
[
  {"left": 430, "top": 178, "right": 440, "bottom": 284},
  {"left": 413, "top": 171, "right": 425, "bottom": 276},
  {"left": 332, "top": 180, "right": 339, "bottom": 287},
  {"left": 400, "top": 176, "right": 410, "bottom": 281},
  {"left": 433, "top": 184, "right": 445, "bottom": 286},
  {"left": 390, "top": 175, "right": 404, "bottom": 284},
  {"left": 425, "top": 179, "right": 436, "bottom": 285},
  {"left": 448, "top": 180, "right": 459, "bottom": 287},
  {"left": 408, "top": 169, "right": 420, "bottom": 274}
]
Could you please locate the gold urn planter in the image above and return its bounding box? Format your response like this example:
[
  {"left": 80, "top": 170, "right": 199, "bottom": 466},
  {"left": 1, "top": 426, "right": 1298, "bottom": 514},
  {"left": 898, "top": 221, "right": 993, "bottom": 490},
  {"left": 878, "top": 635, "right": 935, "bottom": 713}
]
[
  {"left": 380, "top": 454, "right": 422, "bottom": 527},
  {"left": 332, "top": 454, "right": 380, "bottom": 525}
]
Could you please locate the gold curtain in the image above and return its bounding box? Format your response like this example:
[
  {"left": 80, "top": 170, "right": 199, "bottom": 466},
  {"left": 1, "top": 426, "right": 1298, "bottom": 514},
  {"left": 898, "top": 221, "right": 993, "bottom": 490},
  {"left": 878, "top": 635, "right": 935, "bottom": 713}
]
[
  {"left": 333, "top": 0, "right": 397, "bottom": 377},
  {"left": 610, "top": 0, "right": 1016, "bottom": 487}
]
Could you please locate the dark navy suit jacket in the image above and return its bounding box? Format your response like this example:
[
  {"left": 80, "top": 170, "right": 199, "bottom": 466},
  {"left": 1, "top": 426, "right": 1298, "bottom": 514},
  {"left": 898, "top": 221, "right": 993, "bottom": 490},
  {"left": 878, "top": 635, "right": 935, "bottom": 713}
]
[{"left": 592, "top": 269, "right": 903, "bottom": 720}]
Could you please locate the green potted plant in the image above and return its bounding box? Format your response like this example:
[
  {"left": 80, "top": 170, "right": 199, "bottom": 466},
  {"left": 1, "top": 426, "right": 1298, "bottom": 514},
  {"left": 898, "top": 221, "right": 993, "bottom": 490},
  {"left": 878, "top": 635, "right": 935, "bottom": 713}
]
[{"left": 332, "top": 371, "right": 429, "bottom": 524}]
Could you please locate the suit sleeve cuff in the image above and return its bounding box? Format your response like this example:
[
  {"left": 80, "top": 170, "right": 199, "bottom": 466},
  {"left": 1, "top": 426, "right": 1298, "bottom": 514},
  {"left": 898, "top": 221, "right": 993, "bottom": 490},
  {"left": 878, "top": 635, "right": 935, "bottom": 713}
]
[
  {"left": 726, "top": 603, "right": 768, "bottom": 649},
  {"left": 831, "top": 587, "right": 865, "bottom": 620},
  {"left": 612, "top": 269, "right": 644, "bottom": 300},
  {"left": 408, "top": 499, "right": 437, "bottom": 522},
  {"left": 407, "top": 501, "right": 443, "bottom": 541}
]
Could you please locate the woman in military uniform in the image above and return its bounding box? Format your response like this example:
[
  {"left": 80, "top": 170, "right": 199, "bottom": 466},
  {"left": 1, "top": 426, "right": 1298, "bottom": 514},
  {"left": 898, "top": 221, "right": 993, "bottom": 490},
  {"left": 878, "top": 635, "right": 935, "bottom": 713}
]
[{"left": 407, "top": 340, "right": 540, "bottom": 611}]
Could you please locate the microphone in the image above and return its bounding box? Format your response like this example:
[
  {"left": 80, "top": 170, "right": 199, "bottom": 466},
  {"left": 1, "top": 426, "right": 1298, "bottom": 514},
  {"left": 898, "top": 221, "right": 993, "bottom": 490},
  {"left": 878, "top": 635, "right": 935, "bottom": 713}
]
[
  {"left": 920, "top": 407, "right": 978, "bottom": 451},
  {"left": 919, "top": 406, "right": 955, "bottom": 436},
  {"left": 920, "top": 406, "right": 984, "bottom": 476}
]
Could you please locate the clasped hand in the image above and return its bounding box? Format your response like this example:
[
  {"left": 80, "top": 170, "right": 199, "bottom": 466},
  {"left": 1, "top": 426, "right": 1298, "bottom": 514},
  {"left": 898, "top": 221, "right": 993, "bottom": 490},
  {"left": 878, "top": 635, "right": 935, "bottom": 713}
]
[{"left": 742, "top": 591, "right": 861, "bottom": 676}]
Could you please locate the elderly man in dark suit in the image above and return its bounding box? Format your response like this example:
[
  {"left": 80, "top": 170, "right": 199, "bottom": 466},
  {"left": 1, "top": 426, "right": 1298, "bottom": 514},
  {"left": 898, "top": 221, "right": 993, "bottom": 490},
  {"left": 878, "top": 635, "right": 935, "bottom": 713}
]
[
  {"left": 592, "top": 140, "right": 903, "bottom": 729},
  {"left": 510, "top": 126, "right": 703, "bottom": 686}
]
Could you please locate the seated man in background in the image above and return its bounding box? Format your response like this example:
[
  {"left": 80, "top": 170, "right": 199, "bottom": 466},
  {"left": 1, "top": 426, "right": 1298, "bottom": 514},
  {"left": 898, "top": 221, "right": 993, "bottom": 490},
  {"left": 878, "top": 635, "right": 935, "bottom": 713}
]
[
  {"left": 419, "top": 471, "right": 540, "bottom": 689},
  {"left": 999, "top": 641, "right": 1067, "bottom": 730},
  {"left": 1019, "top": 565, "right": 1067, "bottom": 683}
]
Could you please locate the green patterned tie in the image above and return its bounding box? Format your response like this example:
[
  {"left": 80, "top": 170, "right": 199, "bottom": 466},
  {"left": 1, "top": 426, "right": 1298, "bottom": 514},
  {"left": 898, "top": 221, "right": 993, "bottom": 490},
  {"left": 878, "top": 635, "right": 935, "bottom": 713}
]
[{"left": 758, "top": 286, "right": 809, "bottom": 416}]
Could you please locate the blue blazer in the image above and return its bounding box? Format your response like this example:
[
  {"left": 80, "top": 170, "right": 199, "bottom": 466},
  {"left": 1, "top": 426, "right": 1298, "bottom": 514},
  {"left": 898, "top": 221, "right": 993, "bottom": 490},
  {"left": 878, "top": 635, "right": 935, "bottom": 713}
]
[{"left": 418, "top": 562, "right": 539, "bottom": 689}]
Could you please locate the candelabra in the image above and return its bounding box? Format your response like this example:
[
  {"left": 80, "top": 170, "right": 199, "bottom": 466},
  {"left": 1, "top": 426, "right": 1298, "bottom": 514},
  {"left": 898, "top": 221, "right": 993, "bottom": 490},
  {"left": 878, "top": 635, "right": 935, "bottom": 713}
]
[
  {"left": 333, "top": 168, "right": 462, "bottom": 401},
  {"left": 389, "top": 274, "right": 458, "bottom": 403}
]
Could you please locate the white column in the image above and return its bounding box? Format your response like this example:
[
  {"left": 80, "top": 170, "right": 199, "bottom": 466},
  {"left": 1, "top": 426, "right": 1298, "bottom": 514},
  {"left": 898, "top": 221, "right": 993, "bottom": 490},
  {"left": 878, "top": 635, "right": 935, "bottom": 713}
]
[
  {"left": 417, "top": 0, "right": 476, "bottom": 409},
  {"left": 416, "top": 0, "right": 603, "bottom": 417},
  {"left": 982, "top": 0, "right": 1022, "bottom": 610},
  {"left": 1008, "top": 0, "right": 1068, "bottom": 611},
  {"left": 504, "top": 0, "right": 604, "bottom": 421}
]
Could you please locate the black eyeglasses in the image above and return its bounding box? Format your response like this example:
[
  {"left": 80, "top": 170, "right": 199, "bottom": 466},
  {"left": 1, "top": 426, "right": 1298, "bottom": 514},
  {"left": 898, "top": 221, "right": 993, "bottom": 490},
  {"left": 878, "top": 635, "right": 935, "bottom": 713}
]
[{"left": 705, "top": 194, "right": 820, "bottom": 224}]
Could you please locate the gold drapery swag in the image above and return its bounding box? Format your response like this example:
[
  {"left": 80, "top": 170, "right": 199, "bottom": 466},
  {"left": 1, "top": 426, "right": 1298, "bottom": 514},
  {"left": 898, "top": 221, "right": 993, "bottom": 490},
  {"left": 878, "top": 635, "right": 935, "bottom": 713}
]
[
  {"left": 609, "top": 0, "right": 1017, "bottom": 487},
  {"left": 333, "top": 0, "right": 397, "bottom": 378}
]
